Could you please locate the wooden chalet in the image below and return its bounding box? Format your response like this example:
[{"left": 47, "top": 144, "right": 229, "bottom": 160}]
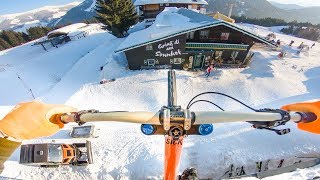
[
  {"left": 115, "top": 8, "right": 276, "bottom": 70},
  {"left": 135, "top": 0, "right": 207, "bottom": 23}
]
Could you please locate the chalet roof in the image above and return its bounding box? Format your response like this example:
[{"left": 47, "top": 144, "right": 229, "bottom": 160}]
[
  {"left": 134, "top": 0, "right": 208, "bottom": 6},
  {"left": 47, "top": 23, "right": 87, "bottom": 38},
  {"left": 115, "top": 8, "right": 276, "bottom": 53},
  {"left": 68, "top": 24, "right": 101, "bottom": 37}
]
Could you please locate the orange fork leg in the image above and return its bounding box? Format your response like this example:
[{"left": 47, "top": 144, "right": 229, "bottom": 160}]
[{"left": 164, "top": 136, "right": 184, "bottom": 180}]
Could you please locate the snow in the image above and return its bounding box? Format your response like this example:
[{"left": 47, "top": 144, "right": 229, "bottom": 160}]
[
  {"left": 68, "top": 24, "right": 101, "bottom": 37},
  {"left": 85, "top": 0, "right": 97, "bottom": 12},
  {"left": 0, "top": 29, "right": 111, "bottom": 105},
  {"left": 134, "top": 0, "right": 208, "bottom": 6},
  {"left": 0, "top": 2, "right": 80, "bottom": 32},
  {"left": 47, "top": 23, "right": 88, "bottom": 37},
  {"left": 0, "top": 2, "right": 81, "bottom": 20},
  {"left": 0, "top": 13, "right": 320, "bottom": 179},
  {"left": 14, "top": 20, "right": 47, "bottom": 33}
]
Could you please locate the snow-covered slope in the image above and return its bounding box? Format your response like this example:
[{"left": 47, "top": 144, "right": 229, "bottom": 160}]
[
  {"left": 0, "top": 2, "right": 81, "bottom": 32},
  {"left": 0, "top": 21, "right": 320, "bottom": 179},
  {"left": 0, "top": 28, "right": 114, "bottom": 105}
]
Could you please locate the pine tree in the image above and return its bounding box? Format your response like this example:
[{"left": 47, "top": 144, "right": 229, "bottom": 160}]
[
  {"left": 27, "top": 26, "right": 51, "bottom": 40},
  {"left": 15, "top": 32, "right": 26, "bottom": 44},
  {"left": 95, "top": 0, "right": 138, "bottom": 37},
  {"left": 0, "top": 30, "right": 21, "bottom": 46},
  {"left": 22, "top": 32, "right": 30, "bottom": 42},
  {"left": 0, "top": 37, "right": 12, "bottom": 50}
]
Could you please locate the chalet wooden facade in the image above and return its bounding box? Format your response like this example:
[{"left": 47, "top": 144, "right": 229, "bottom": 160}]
[
  {"left": 134, "top": 0, "right": 207, "bottom": 23},
  {"left": 115, "top": 9, "right": 276, "bottom": 70}
]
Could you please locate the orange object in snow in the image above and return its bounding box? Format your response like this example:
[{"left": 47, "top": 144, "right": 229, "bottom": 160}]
[
  {"left": 281, "top": 101, "right": 320, "bottom": 134},
  {"left": 0, "top": 101, "right": 77, "bottom": 140},
  {"left": 164, "top": 136, "right": 184, "bottom": 180}
]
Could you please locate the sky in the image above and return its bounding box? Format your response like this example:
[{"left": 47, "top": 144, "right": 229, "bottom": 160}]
[{"left": 0, "top": 0, "right": 320, "bottom": 15}]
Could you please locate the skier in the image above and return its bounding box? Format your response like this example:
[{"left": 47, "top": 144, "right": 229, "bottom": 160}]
[
  {"left": 311, "top": 43, "right": 315, "bottom": 49},
  {"left": 278, "top": 52, "right": 284, "bottom": 59},
  {"left": 276, "top": 39, "right": 281, "bottom": 47},
  {"left": 298, "top": 42, "right": 304, "bottom": 49},
  {"left": 205, "top": 65, "right": 213, "bottom": 78},
  {"left": 289, "top": 40, "right": 294, "bottom": 47},
  {"left": 0, "top": 100, "right": 320, "bottom": 174}
]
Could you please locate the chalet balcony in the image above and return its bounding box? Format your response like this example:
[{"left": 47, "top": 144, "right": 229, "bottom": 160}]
[{"left": 185, "top": 42, "right": 249, "bottom": 51}]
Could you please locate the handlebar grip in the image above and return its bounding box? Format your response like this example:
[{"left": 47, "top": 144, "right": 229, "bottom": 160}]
[{"left": 297, "top": 112, "right": 317, "bottom": 123}]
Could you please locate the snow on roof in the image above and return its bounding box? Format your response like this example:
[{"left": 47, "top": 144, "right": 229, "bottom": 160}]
[
  {"left": 67, "top": 24, "right": 101, "bottom": 37},
  {"left": 134, "top": 0, "right": 208, "bottom": 6},
  {"left": 116, "top": 8, "right": 275, "bottom": 53},
  {"left": 47, "top": 23, "right": 88, "bottom": 38}
]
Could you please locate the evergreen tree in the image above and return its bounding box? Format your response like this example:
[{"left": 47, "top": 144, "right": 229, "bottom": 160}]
[
  {"left": 0, "top": 37, "right": 12, "bottom": 50},
  {"left": 22, "top": 32, "right": 30, "bottom": 42},
  {"left": 0, "top": 30, "right": 21, "bottom": 46},
  {"left": 15, "top": 32, "right": 26, "bottom": 44},
  {"left": 27, "top": 26, "right": 52, "bottom": 40},
  {"left": 95, "top": 0, "right": 138, "bottom": 37}
]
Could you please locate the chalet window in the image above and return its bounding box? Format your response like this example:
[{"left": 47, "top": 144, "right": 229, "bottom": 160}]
[
  {"left": 173, "top": 58, "right": 182, "bottom": 64},
  {"left": 231, "top": 51, "right": 239, "bottom": 59},
  {"left": 221, "top": 32, "right": 230, "bottom": 40},
  {"left": 145, "top": 44, "right": 153, "bottom": 51},
  {"left": 165, "top": 3, "right": 169, "bottom": 6},
  {"left": 186, "top": 31, "right": 195, "bottom": 39},
  {"left": 145, "top": 59, "right": 155, "bottom": 66},
  {"left": 160, "top": 3, "right": 163, "bottom": 6},
  {"left": 200, "top": 30, "right": 209, "bottom": 39}
]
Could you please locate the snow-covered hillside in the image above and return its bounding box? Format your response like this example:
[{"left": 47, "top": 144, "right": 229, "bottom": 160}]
[
  {"left": 0, "top": 2, "right": 81, "bottom": 32},
  {"left": 0, "top": 20, "right": 320, "bottom": 179}
]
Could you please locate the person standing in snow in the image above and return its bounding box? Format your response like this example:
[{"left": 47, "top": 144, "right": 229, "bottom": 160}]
[
  {"left": 276, "top": 39, "right": 281, "bottom": 47},
  {"left": 1, "top": 100, "right": 320, "bottom": 174},
  {"left": 205, "top": 65, "right": 213, "bottom": 78},
  {"left": 289, "top": 40, "right": 294, "bottom": 47},
  {"left": 298, "top": 42, "right": 304, "bottom": 49},
  {"left": 311, "top": 43, "right": 315, "bottom": 49}
]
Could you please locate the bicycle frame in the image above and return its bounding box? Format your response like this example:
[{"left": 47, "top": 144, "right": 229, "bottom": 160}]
[{"left": 164, "top": 70, "right": 183, "bottom": 179}]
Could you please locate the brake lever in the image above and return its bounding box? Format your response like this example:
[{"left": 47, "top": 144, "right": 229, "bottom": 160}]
[
  {"left": 258, "top": 127, "right": 291, "bottom": 135},
  {"left": 247, "top": 108, "right": 291, "bottom": 135}
]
